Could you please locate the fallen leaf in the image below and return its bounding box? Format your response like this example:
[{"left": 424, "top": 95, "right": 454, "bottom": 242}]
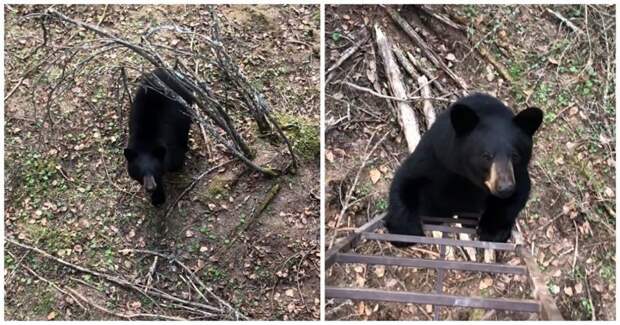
[
  {"left": 325, "top": 150, "right": 334, "bottom": 163},
  {"left": 599, "top": 133, "right": 611, "bottom": 145},
  {"left": 47, "top": 311, "right": 57, "bottom": 320},
  {"left": 369, "top": 169, "right": 381, "bottom": 184},
  {"left": 285, "top": 288, "right": 295, "bottom": 297},
  {"left": 574, "top": 282, "right": 583, "bottom": 294},
  {"left": 374, "top": 265, "right": 385, "bottom": 278},
  {"left": 355, "top": 273, "right": 366, "bottom": 287},
  {"left": 129, "top": 301, "right": 141, "bottom": 310},
  {"left": 479, "top": 277, "right": 493, "bottom": 290},
  {"left": 564, "top": 286, "right": 573, "bottom": 296},
  {"left": 386, "top": 278, "right": 398, "bottom": 288}
]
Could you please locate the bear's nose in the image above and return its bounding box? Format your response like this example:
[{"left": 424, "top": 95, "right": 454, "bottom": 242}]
[
  {"left": 495, "top": 183, "right": 515, "bottom": 198},
  {"left": 143, "top": 175, "right": 157, "bottom": 192}
]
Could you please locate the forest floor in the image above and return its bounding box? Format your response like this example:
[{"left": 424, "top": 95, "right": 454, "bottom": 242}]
[
  {"left": 325, "top": 4, "right": 615, "bottom": 320},
  {"left": 4, "top": 4, "right": 320, "bottom": 320}
]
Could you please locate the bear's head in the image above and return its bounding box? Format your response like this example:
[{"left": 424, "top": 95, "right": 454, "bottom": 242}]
[
  {"left": 449, "top": 96, "right": 542, "bottom": 198},
  {"left": 123, "top": 145, "right": 166, "bottom": 193}
]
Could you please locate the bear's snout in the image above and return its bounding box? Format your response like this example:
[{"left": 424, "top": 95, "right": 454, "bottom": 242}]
[
  {"left": 143, "top": 175, "right": 157, "bottom": 192},
  {"left": 495, "top": 182, "right": 515, "bottom": 198},
  {"left": 484, "top": 158, "right": 515, "bottom": 198}
]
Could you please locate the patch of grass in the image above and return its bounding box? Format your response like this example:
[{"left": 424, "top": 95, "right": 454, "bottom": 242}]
[
  {"left": 32, "top": 288, "right": 55, "bottom": 316},
  {"left": 508, "top": 60, "right": 525, "bottom": 80},
  {"left": 376, "top": 198, "right": 388, "bottom": 211},
  {"left": 24, "top": 224, "right": 74, "bottom": 254},
  {"left": 356, "top": 182, "right": 372, "bottom": 197},
  {"left": 533, "top": 82, "right": 552, "bottom": 107},
  {"left": 600, "top": 263, "right": 615, "bottom": 282},
  {"left": 331, "top": 31, "right": 342, "bottom": 42},
  {"left": 580, "top": 297, "right": 593, "bottom": 319},
  {"left": 16, "top": 151, "right": 64, "bottom": 200},
  {"left": 572, "top": 265, "right": 586, "bottom": 280},
  {"left": 276, "top": 113, "right": 319, "bottom": 160},
  {"left": 547, "top": 280, "right": 560, "bottom": 295},
  {"left": 205, "top": 266, "right": 227, "bottom": 281}
]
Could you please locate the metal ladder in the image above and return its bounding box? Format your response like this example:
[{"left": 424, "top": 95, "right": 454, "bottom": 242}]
[{"left": 325, "top": 213, "right": 563, "bottom": 320}]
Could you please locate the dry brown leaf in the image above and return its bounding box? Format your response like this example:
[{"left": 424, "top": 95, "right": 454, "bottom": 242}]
[
  {"left": 355, "top": 273, "right": 366, "bottom": 287},
  {"left": 47, "top": 311, "right": 57, "bottom": 320},
  {"left": 357, "top": 301, "right": 365, "bottom": 315},
  {"left": 325, "top": 150, "right": 335, "bottom": 163},
  {"left": 369, "top": 169, "right": 381, "bottom": 184},
  {"left": 574, "top": 282, "right": 584, "bottom": 294},
  {"left": 479, "top": 277, "right": 493, "bottom": 290},
  {"left": 374, "top": 265, "right": 385, "bottom": 278}
]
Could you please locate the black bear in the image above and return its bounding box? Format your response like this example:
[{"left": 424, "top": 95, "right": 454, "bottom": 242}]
[
  {"left": 124, "top": 68, "right": 194, "bottom": 206},
  {"left": 385, "top": 93, "right": 542, "bottom": 244}
]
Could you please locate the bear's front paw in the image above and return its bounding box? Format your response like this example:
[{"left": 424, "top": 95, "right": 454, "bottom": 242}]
[{"left": 151, "top": 191, "right": 166, "bottom": 206}]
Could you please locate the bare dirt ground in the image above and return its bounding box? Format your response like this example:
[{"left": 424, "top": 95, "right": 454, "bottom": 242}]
[
  {"left": 325, "top": 5, "right": 615, "bottom": 320},
  {"left": 4, "top": 4, "right": 319, "bottom": 320}
]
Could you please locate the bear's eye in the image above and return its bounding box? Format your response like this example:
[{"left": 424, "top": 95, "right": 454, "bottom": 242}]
[{"left": 481, "top": 152, "right": 493, "bottom": 162}]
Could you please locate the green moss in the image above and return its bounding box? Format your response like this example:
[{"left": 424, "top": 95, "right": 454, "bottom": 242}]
[
  {"left": 204, "top": 177, "right": 230, "bottom": 200},
  {"left": 275, "top": 113, "right": 319, "bottom": 161},
  {"left": 24, "top": 224, "right": 73, "bottom": 253}
]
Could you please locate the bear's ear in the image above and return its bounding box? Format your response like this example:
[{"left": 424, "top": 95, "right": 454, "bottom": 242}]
[
  {"left": 124, "top": 148, "right": 137, "bottom": 161},
  {"left": 153, "top": 145, "right": 167, "bottom": 160},
  {"left": 450, "top": 103, "right": 479, "bottom": 136},
  {"left": 514, "top": 107, "right": 543, "bottom": 136}
]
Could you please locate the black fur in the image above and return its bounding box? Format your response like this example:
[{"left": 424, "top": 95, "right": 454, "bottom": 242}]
[
  {"left": 124, "top": 68, "right": 194, "bottom": 206},
  {"left": 385, "top": 93, "right": 542, "bottom": 245}
]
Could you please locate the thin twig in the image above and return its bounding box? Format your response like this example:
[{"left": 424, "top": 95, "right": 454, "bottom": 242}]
[{"left": 164, "top": 159, "right": 236, "bottom": 220}]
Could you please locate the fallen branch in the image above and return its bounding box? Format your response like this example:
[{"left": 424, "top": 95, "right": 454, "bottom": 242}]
[
  {"left": 367, "top": 42, "right": 382, "bottom": 94},
  {"left": 164, "top": 159, "right": 237, "bottom": 220},
  {"left": 417, "top": 5, "right": 467, "bottom": 32},
  {"left": 374, "top": 24, "right": 420, "bottom": 152},
  {"left": 6, "top": 238, "right": 224, "bottom": 318},
  {"left": 122, "top": 249, "right": 249, "bottom": 320},
  {"left": 393, "top": 45, "right": 419, "bottom": 79},
  {"left": 330, "top": 131, "right": 390, "bottom": 248},
  {"left": 65, "top": 287, "right": 187, "bottom": 321},
  {"left": 220, "top": 182, "right": 282, "bottom": 252},
  {"left": 326, "top": 29, "right": 369, "bottom": 75},
  {"left": 416, "top": 75, "right": 436, "bottom": 127},
  {"left": 34, "top": 8, "right": 294, "bottom": 178},
  {"left": 546, "top": 8, "right": 585, "bottom": 35},
  {"left": 405, "top": 51, "right": 450, "bottom": 96},
  {"left": 341, "top": 81, "right": 450, "bottom": 103},
  {"left": 385, "top": 6, "right": 469, "bottom": 90},
  {"left": 477, "top": 46, "right": 513, "bottom": 83}
]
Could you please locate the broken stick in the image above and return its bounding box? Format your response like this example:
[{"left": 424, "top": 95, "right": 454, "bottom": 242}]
[
  {"left": 416, "top": 75, "right": 436, "bottom": 127},
  {"left": 546, "top": 8, "right": 585, "bottom": 36},
  {"left": 326, "top": 29, "right": 369, "bottom": 76},
  {"left": 393, "top": 45, "right": 419, "bottom": 79},
  {"left": 405, "top": 51, "right": 450, "bottom": 96},
  {"left": 385, "top": 6, "right": 469, "bottom": 90},
  {"left": 375, "top": 24, "right": 421, "bottom": 152}
]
